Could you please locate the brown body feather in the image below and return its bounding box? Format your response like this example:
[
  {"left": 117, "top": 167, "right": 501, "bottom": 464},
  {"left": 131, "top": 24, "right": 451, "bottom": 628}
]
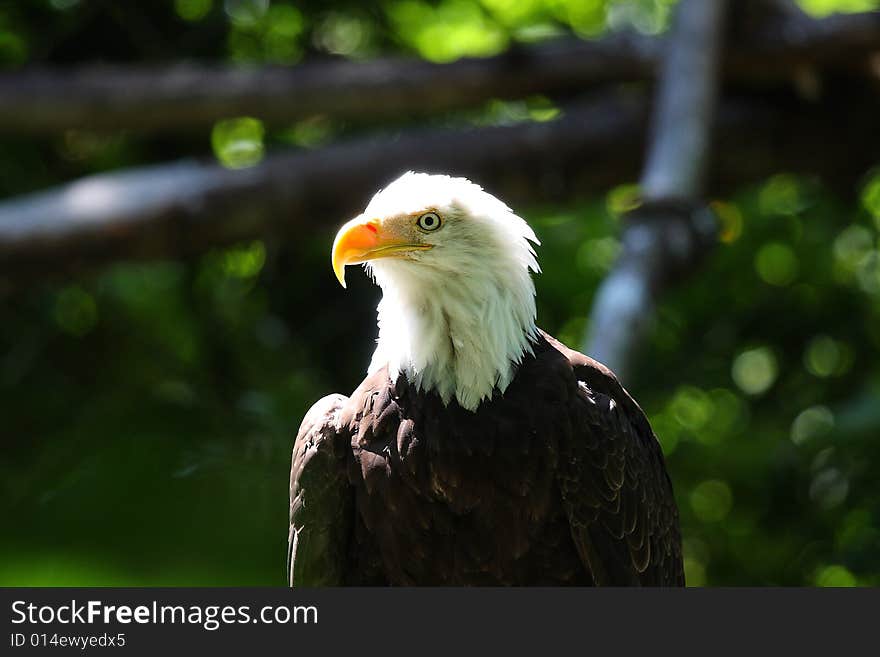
[{"left": 289, "top": 331, "right": 684, "bottom": 586}]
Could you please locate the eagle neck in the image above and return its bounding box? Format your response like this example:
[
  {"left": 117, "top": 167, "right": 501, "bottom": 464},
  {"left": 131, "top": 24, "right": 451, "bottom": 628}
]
[{"left": 368, "top": 266, "right": 538, "bottom": 412}]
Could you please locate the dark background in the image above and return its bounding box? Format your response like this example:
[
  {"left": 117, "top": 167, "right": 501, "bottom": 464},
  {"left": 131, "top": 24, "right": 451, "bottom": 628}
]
[{"left": 1, "top": 0, "right": 879, "bottom": 586}]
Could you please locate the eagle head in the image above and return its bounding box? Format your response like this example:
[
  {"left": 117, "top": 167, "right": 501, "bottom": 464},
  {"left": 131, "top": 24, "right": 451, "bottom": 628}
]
[{"left": 331, "top": 171, "right": 541, "bottom": 411}]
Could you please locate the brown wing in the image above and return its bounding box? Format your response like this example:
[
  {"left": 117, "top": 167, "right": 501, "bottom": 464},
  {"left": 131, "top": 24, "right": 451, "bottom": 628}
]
[
  {"left": 547, "top": 334, "right": 685, "bottom": 586},
  {"left": 288, "top": 393, "right": 353, "bottom": 586}
]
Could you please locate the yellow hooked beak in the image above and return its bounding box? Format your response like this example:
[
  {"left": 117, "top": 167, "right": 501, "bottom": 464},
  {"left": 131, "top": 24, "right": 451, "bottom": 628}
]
[{"left": 331, "top": 215, "right": 432, "bottom": 288}]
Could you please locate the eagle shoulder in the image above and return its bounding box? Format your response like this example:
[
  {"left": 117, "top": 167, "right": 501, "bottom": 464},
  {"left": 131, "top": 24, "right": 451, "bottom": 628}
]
[
  {"left": 542, "top": 332, "right": 685, "bottom": 586},
  {"left": 288, "top": 393, "right": 352, "bottom": 586}
]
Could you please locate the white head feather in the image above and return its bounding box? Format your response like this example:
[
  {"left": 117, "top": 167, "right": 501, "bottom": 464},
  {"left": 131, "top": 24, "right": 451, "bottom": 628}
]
[{"left": 360, "top": 171, "right": 541, "bottom": 411}]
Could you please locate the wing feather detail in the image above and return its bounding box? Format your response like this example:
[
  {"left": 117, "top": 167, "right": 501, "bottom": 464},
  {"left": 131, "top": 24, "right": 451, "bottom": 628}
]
[
  {"left": 546, "top": 334, "right": 684, "bottom": 587},
  {"left": 288, "top": 393, "right": 353, "bottom": 587}
]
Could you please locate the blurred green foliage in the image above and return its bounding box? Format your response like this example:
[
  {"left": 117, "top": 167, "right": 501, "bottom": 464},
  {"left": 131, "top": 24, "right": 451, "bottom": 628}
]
[
  {"left": 212, "top": 117, "right": 266, "bottom": 168},
  {"left": 1, "top": 0, "right": 879, "bottom": 587}
]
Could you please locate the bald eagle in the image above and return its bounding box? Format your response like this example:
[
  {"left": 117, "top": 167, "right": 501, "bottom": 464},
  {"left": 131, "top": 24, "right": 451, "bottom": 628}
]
[{"left": 288, "top": 172, "right": 683, "bottom": 586}]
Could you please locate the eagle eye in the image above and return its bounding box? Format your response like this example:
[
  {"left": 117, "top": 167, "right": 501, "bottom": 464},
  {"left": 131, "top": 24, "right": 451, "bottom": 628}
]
[{"left": 416, "top": 211, "right": 442, "bottom": 232}]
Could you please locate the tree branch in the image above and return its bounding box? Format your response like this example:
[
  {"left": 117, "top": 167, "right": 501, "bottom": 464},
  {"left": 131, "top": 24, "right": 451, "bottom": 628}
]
[
  {"left": 0, "top": 94, "right": 646, "bottom": 278},
  {"left": 0, "top": 9, "right": 877, "bottom": 134},
  {"left": 584, "top": 0, "right": 728, "bottom": 382},
  {"left": 0, "top": 36, "right": 658, "bottom": 135},
  {"left": 1, "top": 86, "right": 878, "bottom": 283}
]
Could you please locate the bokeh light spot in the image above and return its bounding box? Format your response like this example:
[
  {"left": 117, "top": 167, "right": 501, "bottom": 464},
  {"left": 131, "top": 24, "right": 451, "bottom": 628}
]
[
  {"left": 263, "top": 5, "right": 305, "bottom": 62},
  {"left": 814, "top": 564, "right": 857, "bottom": 587},
  {"left": 797, "top": 0, "right": 878, "bottom": 18},
  {"left": 804, "top": 335, "right": 846, "bottom": 377},
  {"left": 211, "top": 117, "right": 265, "bottom": 169},
  {"left": 480, "top": 0, "right": 544, "bottom": 28},
  {"left": 526, "top": 96, "right": 561, "bottom": 122},
  {"left": 790, "top": 405, "right": 834, "bottom": 445},
  {"left": 654, "top": 422, "right": 679, "bottom": 455},
  {"left": 712, "top": 201, "right": 743, "bottom": 244},
  {"left": 758, "top": 174, "right": 808, "bottom": 216},
  {"left": 707, "top": 388, "right": 747, "bottom": 437},
  {"left": 606, "top": 184, "right": 641, "bottom": 217},
  {"left": 226, "top": 3, "right": 304, "bottom": 63},
  {"left": 832, "top": 225, "right": 873, "bottom": 271},
  {"left": 862, "top": 170, "right": 880, "bottom": 228},
  {"left": 551, "top": 0, "right": 606, "bottom": 37},
  {"left": 175, "top": 0, "right": 212, "bottom": 21},
  {"left": 222, "top": 241, "right": 266, "bottom": 279},
  {"left": 576, "top": 236, "right": 619, "bottom": 274},
  {"left": 755, "top": 242, "right": 798, "bottom": 286},
  {"left": 810, "top": 468, "right": 849, "bottom": 509},
  {"left": 313, "top": 13, "right": 373, "bottom": 58},
  {"left": 0, "top": 25, "right": 28, "bottom": 66},
  {"left": 607, "top": 0, "right": 675, "bottom": 34},
  {"left": 282, "top": 116, "right": 335, "bottom": 149},
  {"left": 683, "top": 558, "right": 706, "bottom": 586},
  {"left": 388, "top": 0, "right": 508, "bottom": 63},
  {"left": 731, "top": 347, "right": 778, "bottom": 395},
  {"left": 224, "top": 0, "right": 268, "bottom": 26},
  {"left": 690, "top": 480, "right": 733, "bottom": 523},
  {"left": 669, "top": 386, "right": 714, "bottom": 433}
]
